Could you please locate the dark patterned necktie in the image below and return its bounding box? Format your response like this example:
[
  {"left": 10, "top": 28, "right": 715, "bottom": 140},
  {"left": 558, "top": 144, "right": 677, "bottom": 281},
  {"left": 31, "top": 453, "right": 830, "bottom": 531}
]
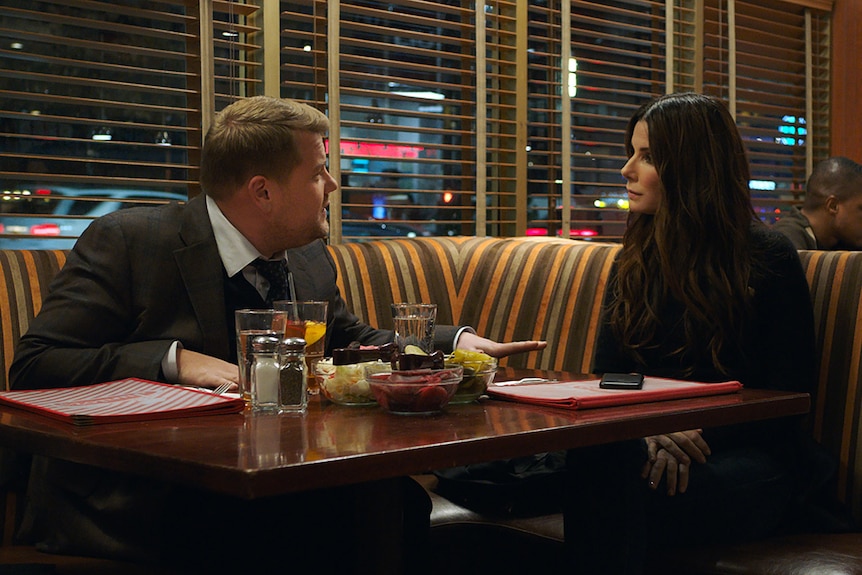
[{"left": 251, "top": 258, "right": 288, "bottom": 306}]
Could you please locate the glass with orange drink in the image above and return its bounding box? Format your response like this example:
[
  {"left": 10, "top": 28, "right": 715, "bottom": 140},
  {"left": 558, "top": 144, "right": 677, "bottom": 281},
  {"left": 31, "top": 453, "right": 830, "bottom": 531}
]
[{"left": 275, "top": 300, "right": 328, "bottom": 394}]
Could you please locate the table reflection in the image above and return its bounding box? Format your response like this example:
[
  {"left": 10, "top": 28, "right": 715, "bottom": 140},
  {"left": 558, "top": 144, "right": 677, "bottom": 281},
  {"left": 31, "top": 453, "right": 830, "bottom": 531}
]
[
  {"left": 0, "top": 370, "right": 810, "bottom": 500},
  {"left": 239, "top": 410, "right": 308, "bottom": 467}
]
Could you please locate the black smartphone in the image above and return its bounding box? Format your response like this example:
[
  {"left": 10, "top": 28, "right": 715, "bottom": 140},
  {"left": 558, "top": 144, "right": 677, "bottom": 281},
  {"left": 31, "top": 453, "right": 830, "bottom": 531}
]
[{"left": 599, "top": 372, "right": 645, "bottom": 390}]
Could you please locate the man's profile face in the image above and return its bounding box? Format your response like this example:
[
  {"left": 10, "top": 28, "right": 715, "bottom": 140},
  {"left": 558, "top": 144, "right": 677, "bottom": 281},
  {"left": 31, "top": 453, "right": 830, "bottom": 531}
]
[
  {"left": 834, "top": 194, "right": 862, "bottom": 250},
  {"left": 266, "top": 131, "right": 338, "bottom": 250}
]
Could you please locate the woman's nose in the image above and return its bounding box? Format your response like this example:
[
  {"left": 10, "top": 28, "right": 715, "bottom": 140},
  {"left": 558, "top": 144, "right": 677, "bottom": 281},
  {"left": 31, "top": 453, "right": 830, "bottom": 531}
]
[{"left": 620, "top": 158, "right": 634, "bottom": 180}]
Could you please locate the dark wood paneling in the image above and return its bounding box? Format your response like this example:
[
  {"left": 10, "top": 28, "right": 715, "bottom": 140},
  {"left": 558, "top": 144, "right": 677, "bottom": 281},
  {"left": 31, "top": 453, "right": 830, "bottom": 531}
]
[{"left": 831, "top": 0, "right": 862, "bottom": 162}]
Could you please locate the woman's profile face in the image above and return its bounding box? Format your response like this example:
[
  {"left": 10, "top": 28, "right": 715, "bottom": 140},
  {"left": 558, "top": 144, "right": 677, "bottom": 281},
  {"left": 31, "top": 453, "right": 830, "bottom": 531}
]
[{"left": 621, "top": 121, "right": 663, "bottom": 215}]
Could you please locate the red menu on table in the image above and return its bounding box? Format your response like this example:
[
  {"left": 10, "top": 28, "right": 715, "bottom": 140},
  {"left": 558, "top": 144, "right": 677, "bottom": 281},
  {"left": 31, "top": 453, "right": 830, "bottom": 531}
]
[
  {"left": 487, "top": 377, "right": 742, "bottom": 410},
  {"left": 0, "top": 378, "right": 244, "bottom": 425}
]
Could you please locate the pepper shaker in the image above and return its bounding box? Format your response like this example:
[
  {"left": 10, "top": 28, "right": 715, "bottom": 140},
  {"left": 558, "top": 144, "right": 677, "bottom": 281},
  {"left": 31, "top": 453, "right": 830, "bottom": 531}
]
[{"left": 278, "top": 337, "right": 308, "bottom": 412}]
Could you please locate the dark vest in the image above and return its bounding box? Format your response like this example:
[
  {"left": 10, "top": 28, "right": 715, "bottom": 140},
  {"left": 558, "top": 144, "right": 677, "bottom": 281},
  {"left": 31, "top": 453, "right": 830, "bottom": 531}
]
[{"left": 223, "top": 270, "right": 267, "bottom": 363}]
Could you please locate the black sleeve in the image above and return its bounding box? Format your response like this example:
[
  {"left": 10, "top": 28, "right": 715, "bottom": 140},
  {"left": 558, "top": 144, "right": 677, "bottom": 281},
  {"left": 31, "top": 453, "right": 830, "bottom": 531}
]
[
  {"left": 590, "top": 264, "right": 637, "bottom": 375},
  {"left": 746, "top": 230, "right": 817, "bottom": 394}
]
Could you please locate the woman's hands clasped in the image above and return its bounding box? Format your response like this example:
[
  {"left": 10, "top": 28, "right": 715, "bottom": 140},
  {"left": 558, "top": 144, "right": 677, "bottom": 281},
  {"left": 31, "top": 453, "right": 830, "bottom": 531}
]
[{"left": 641, "top": 429, "right": 711, "bottom": 496}]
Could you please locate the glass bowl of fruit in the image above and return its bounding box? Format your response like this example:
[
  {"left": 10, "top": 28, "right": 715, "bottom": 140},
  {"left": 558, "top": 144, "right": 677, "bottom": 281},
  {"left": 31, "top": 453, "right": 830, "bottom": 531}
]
[
  {"left": 446, "top": 349, "right": 498, "bottom": 404},
  {"left": 364, "top": 363, "right": 463, "bottom": 415}
]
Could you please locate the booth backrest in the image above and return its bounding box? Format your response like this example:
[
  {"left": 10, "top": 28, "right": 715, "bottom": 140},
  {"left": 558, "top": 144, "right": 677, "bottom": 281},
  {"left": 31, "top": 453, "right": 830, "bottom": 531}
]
[
  {"left": 798, "top": 250, "right": 862, "bottom": 518},
  {"left": 327, "top": 236, "right": 620, "bottom": 373},
  {"left": 0, "top": 237, "right": 621, "bottom": 385},
  {"left": 0, "top": 250, "right": 67, "bottom": 392},
  {"left": 1, "top": 240, "right": 862, "bottom": 519}
]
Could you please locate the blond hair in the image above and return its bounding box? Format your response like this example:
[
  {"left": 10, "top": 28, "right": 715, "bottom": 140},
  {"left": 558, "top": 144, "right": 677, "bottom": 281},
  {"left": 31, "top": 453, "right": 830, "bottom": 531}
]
[{"left": 200, "top": 96, "right": 329, "bottom": 200}]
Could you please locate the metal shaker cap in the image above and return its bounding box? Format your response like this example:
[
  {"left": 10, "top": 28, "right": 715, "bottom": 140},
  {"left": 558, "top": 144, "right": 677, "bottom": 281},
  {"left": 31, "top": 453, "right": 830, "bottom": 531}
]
[
  {"left": 279, "top": 337, "right": 307, "bottom": 353},
  {"left": 251, "top": 335, "right": 280, "bottom": 353}
]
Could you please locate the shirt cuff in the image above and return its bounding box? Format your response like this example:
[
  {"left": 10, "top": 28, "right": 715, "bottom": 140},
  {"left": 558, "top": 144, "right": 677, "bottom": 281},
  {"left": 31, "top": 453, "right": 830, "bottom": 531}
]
[
  {"left": 161, "top": 341, "right": 182, "bottom": 383},
  {"left": 453, "top": 326, "right": 476, "bottom": 350}
]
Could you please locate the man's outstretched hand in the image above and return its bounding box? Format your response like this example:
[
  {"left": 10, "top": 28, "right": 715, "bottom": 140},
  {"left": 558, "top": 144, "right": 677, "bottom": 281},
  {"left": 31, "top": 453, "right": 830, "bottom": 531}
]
[{"left": 456, "top": 332, "right": 547, "bottom": 358}]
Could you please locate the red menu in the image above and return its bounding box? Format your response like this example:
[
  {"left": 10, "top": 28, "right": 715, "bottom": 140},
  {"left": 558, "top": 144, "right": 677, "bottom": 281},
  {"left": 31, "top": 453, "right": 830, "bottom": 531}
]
[
  {"left": 0, "top": 378, "right": 244, "bottom": 425},
  {"left": 487, "top": 377, "right": 742, "bottom": 410}
]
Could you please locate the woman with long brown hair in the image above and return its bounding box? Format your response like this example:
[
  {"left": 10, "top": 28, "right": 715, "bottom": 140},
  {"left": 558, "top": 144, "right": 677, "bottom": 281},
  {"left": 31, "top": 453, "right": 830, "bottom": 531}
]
[{"left": 566, "top": 92, "right": 823, "bottom": 573}]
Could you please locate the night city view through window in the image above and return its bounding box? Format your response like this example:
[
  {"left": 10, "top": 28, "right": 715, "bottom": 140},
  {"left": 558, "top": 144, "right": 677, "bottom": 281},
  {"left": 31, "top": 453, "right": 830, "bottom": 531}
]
[{"left": 1, "top": 1, "right": 828, "bottom": 247}]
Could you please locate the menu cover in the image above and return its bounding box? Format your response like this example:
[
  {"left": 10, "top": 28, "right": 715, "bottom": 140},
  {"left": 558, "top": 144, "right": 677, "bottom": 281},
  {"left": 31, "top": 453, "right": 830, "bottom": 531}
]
[
  {"left": 0, "top": 378, "right": 245, "bottom": 426},
  {"left": 487, "top": 377, "right": 742, "bottom": 410}
]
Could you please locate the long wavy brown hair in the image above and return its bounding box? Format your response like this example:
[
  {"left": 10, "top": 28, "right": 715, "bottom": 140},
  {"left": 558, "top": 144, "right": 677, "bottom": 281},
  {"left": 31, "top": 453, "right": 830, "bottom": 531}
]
[{"left": 608, "top": 92, "right": 758, "bottom": 375}]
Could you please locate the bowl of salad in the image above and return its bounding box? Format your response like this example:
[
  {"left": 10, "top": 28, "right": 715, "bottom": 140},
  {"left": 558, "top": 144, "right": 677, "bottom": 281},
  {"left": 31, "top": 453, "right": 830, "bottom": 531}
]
[
  {"left": 317, "top": 343, "right": 401, "bottom": 406},
  {"left": 315, "top": 358, "right": 380, "bottom": 406}
]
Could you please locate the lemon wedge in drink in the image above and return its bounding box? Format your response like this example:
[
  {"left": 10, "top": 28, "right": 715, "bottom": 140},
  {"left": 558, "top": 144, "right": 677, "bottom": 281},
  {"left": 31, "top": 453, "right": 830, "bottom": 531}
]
[
  {"left": 403, "top": 345, "right": 428, "bottom": 355},
  {"left": 304, "top": 321, "right": 326, "bottom": 346}
]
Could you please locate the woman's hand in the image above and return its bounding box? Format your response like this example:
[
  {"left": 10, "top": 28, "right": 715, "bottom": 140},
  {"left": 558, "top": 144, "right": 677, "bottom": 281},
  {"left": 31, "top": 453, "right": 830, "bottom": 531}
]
[{"left": 641, "top": 429, "right": 711, "bottom": 496}]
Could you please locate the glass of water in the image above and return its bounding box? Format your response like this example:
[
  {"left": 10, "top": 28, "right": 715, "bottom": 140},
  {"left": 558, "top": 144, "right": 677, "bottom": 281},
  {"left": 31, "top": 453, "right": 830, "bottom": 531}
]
[
  {"left": 235, "top": 309, "right": 287, "bottom": 405},
  {"left": 390, "top": 303, "right": 437, "bottom": 353}
]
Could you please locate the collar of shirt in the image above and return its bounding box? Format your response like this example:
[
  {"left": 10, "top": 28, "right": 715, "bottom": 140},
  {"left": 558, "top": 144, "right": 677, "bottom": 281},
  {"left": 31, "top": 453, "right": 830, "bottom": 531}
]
[
  {"left": 205, "top": 195, "right": 292, "bottom": 303},
  {"left": 804, "top": 226, "right": 819, "bottom": 249},
  {"left": 205, "top": 195, "right": 286, "bottom": 277}
]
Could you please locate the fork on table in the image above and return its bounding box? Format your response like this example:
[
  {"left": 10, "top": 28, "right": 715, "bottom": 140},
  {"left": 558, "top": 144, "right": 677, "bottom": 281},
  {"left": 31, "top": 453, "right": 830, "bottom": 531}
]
[{"left": 211, "top": 381, "right": 233, "bottom": 395}]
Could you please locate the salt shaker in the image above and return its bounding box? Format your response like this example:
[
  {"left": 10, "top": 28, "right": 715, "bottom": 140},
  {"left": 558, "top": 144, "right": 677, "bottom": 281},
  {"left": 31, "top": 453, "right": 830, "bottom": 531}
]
[
  {"left": 251, "top": 334, "right": 280, "bottom": 412},
  {"left": 278, "top": 337, "right": 308, "bottom": 412}
]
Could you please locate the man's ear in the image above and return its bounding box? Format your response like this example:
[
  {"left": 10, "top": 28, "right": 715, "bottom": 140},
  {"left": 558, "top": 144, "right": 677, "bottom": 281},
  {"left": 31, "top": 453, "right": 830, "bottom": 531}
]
[
  {"left": 825, "top": 195, "right": 840, "bottom": 215},
  {"left": 247, "top": 175, "right": 270, "bottom": 205}
]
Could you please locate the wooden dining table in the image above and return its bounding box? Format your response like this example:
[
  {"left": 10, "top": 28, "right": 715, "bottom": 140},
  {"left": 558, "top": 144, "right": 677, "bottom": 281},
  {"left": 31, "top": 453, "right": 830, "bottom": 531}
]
[
  {"left": 0, "top": 368, "right": 810, "bottom": 500},
  {"left": 0, "top": 368, "right": 810, "bottom": 573}
]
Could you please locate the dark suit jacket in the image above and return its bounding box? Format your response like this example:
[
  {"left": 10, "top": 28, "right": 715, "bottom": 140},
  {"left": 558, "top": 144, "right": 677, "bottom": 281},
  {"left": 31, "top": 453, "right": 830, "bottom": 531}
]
[
  {"left": 10, "top": 194, "right": 459, "bottom": 390},
  {"left": 9, "top": 194, "right": 459, "bottom": 564}
]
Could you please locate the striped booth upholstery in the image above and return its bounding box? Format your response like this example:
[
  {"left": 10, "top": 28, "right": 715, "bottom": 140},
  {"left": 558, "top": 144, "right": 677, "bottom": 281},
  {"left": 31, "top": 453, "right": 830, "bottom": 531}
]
[
  {"left": 799, "top": 250, "right": 862, "bottom": 521},
  {"left": 327, "top": 236, "right": 621, "bottom": 373},
  {"left": 0, "top": 250, "right": 67, "bottom": 392}
]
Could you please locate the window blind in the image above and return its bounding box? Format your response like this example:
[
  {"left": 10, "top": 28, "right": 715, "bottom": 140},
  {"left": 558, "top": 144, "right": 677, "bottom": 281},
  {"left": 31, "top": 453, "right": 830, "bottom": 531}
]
[
  {"left": 0, "top": 0, "right": 833, "bottom": 247},
  {"left": 0, "top": 0, "right": 260, "bottom": 248},
  {"left": 703, "top": 0, "right": 830, "bottom": 223},
  {"left": 283, "top": 0, "right": 482, "bottom": 241},
  {"left": 565, "top": 0, "right": 670, "bottom": 241}
]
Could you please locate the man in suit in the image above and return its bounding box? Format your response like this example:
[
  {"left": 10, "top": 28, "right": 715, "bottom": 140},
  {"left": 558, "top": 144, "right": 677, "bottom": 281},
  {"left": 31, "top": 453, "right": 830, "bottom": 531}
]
[
  {"left": 9, "top": 96, "right": 544, "bottom": 572},
  {"left": 11, "top": 96, "right": 543, "bottom": 391},
  {"left": 772, "top": 156, "right": 862, "bottom": 250}
]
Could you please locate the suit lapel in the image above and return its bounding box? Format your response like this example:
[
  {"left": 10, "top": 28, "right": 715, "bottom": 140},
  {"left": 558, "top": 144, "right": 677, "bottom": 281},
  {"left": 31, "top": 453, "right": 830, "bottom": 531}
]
[
  {"left": 175, "top": 196, "right": 231, "bottom": 360},
  {"left": 287, "top": 239, "right": 328, "bottom": 301}
]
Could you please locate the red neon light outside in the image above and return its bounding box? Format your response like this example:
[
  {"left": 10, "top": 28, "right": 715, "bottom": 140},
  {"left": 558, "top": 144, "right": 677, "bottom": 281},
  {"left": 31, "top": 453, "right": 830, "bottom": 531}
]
[
  {"left": 30, "top": 224, "right": 61, "bottom": 236},
  {"left": 339, "top": 140, "right": 425, "bottom": 159}
]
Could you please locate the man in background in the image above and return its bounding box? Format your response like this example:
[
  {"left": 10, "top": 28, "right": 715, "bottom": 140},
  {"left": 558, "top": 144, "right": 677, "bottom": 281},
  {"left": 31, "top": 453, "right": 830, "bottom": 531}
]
[{"left": 772, "top": 156, "right": 862, "bottom": 250}]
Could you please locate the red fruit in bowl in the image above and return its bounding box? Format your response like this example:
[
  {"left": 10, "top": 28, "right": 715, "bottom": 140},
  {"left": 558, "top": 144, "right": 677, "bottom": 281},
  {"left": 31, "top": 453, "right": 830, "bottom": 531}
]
[
  {"left": 365, "top": 366, "right": 462, "bottom": 413},
  {"left": 415, "top": 385, "right": 451, "bottom": 411},
  {"left": 375, "top": 390, "right": 391, "bottom": 410}
]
